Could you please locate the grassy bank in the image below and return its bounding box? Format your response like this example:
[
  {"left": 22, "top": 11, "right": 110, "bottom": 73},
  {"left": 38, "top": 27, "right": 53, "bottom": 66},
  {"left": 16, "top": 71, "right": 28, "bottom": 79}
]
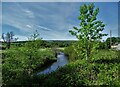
[
  {"left": 35, "top": 50, "right": 120, "bottom": 87},
  {"left": 2, "top": 47, "right": 56, "bottom": 86},
  {"left": 2, "top": 46, "right": 120, "bottom": 86}
]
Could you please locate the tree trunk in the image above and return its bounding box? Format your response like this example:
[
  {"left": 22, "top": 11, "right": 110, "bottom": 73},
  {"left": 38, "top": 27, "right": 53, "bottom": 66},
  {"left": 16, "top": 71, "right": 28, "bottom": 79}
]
[{"left": 7, "top": 41, "right": 10, "bottom": 49}]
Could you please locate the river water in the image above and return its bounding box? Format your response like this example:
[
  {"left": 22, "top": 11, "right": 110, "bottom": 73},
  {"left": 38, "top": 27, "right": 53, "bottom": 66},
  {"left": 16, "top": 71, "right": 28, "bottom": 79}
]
[{"left": 37, "top": 52, "right": 68, "bottom": 75}]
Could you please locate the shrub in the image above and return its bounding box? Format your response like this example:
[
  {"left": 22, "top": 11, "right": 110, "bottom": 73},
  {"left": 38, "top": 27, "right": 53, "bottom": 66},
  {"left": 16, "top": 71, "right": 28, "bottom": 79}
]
[
  {"left": 2, "top": 48, "right": 56, "bottom": 86},
  {"left": 37, "top": 50, "right": 120, "bottom": 87}
]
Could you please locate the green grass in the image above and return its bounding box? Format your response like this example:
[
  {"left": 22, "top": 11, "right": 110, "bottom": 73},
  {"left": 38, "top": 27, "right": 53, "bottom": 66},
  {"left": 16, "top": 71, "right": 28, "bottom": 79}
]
[
  {"left": 35, "top": 50, "right": 120, "bottom": 87},
  {"left": 2, "top": 47, "right": 57, "bottom": 86},
  {"left": 2, "top": 45, "right": 120, "bottom": 86}
]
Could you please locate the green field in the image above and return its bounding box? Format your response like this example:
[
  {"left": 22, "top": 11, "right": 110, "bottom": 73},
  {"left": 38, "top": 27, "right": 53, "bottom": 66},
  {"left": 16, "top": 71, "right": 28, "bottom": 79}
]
[{"left": 1, "top": 41, "right": 120, "bottom": 86}]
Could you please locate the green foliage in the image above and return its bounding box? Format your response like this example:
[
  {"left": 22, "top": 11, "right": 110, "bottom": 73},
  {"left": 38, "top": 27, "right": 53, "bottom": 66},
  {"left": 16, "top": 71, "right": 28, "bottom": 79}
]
[
  {"left": 6, "top": 40, "right": 74, "bottom": 49},
  {"left": 98, "top": 41, "right": 109, "bottom": 49},
  {"left": 106, "top": 37, "right": 120, "bottom": 49},
  {"left": 69, "top": 3, "right": 108, "bottom": 60},
  {"left": 2, "top": 48, "right": 56, "bottom": 86},
  {"left": 64, "top": 46, "right": 78, "bottom": 61},
  {"left": 37, "top": 50, "right": 120, "bottom": 87},
  {"left": 25, "top": 39, "right": 43, "bottom": 50},
  {"left": 64, "top": 41, "right": 104, "bottom": 61}
]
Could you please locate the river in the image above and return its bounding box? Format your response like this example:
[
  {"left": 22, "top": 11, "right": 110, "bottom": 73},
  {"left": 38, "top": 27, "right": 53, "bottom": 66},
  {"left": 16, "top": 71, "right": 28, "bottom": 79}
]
[{"left": 37, "top": 52, "right": 68, "bottom": 75}]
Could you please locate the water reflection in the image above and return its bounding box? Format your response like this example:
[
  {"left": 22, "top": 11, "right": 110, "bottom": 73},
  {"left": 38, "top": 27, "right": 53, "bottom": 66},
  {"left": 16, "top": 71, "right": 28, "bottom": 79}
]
[{"left": 37, "top": 52, "right": 68, "bottom": 75}]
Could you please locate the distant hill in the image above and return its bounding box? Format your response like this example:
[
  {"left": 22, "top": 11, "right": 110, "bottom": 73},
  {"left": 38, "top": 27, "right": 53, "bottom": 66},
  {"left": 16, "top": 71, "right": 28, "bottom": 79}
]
[
  {"left": 1, "top": 40, "right": 78, "bottom": 48},
  {"left": 1, "top": 40, "right": 78, "bottom": 43}
]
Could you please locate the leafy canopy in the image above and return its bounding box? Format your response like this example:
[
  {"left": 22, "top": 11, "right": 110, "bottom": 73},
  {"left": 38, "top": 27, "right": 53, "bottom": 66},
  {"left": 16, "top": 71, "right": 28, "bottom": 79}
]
[
  {"left": 69, "top": 3, "right": 107, "bottom": 41},
  {"left": 69, "top": 3, "right": 108, "bottom": 60}
]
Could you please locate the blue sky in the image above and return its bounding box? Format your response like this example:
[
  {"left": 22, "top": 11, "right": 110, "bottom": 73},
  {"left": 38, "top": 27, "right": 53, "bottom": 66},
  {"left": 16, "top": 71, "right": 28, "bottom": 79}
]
[{"left": 1, "top": 2, "right": 118, "bottom": 41}]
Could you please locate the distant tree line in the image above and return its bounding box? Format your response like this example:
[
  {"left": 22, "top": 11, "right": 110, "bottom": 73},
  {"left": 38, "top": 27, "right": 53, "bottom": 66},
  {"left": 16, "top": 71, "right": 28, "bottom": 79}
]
[
  {"left": 6, "top": 40, "right": 75, "bottom": 48},
  {"left": 106, "top": 37, "right": 120, "bottom": 45},
  {"left": 96, "top": 37, "right": 120, "bottom": 49},
  {"left": 1, "top": 30, "right": 75, "bottom": 49}
]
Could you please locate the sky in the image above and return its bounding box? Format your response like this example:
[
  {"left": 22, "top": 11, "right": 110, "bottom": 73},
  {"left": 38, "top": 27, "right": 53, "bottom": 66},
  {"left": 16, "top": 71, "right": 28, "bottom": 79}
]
[
  {"left": 1, "top": 2, "right": 119, "bottom": 41},
  {"left": 2, "top": 0, "right": 120, "bottom": 2}
]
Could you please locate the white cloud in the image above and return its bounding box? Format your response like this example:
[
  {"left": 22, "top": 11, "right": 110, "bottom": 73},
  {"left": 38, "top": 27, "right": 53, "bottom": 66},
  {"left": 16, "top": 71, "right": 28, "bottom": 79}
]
[
  {"left": 2, "top": 2, "right": 118, "bottom": 41},
  {"left": 37, "top": 25, "right": 51, "bottom": 31},
  {"left": 23, "top": 9, "right": 35, "bottom": 18},
  {"left": 26, "top": 24, "right": 32, "bottom": 28}
]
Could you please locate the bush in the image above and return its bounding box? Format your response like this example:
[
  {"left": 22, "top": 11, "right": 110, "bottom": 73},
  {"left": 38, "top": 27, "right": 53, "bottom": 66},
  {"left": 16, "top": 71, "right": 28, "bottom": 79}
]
[
  {"left": 2, "top": 47, "right": 56, "bottom": 86},
  {"left": 64, "top": 46, "right": 79, "bottom": 61},
  {"left": 37, "top": 50, "right": 120, "bottom": 87}
]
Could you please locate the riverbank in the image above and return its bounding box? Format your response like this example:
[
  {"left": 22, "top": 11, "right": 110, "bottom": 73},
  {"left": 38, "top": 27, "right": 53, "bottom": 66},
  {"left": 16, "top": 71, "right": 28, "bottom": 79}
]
[
  {"left": 2, "top": 46, "right": 120, "bottom": 86},
  {"left": 37, "top": 52, "right": 68, "bottom": 75},
  {"left": 35, "top": 50, "right": 120, "bottom": 86},
  {"left": 2, "top": 47, "right": 57, "bottom": 86}
]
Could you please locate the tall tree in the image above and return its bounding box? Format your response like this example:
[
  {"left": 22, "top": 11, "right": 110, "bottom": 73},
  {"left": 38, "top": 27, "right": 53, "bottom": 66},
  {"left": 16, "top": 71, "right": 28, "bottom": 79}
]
[
  {"left": 2, "top": 33, "right": 5, "bottom": 42},
  {"left": 27, "top": 30, "right": 42, "bottom": 49},
  {"left": 69, "top": 3, "right": 108, "bottom": 60},
  {"left": 2, "top": 32, "right": 17, "bottom": 49},
  {"left": 28, "top": 30, "right": 40, "bottom": 41}
]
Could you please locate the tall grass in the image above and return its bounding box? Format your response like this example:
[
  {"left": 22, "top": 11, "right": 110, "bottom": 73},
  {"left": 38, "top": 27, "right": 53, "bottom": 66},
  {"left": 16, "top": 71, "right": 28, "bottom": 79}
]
[
  {"left": 36, "top": 50, "right": 120, "bottom": 86},
  {"left": 2, "top": 47, "right": 56, "bottom": 86}
]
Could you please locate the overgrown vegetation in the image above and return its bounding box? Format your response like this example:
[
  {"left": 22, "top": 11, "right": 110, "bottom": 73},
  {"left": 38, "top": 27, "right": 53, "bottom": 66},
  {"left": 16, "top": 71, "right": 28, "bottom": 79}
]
[
  {"left": 2, "top": 47, "right": 56, "bottom": 86},
  {"left": 27, "top": 50, "right": 120, "bottom": 87},
  {"left": 2, "top": 32, "right": 57, "bottom": 86}
]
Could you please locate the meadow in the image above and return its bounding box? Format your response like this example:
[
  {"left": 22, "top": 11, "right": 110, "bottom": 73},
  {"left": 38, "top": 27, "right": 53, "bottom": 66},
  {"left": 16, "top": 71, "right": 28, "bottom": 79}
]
[
  {"left": 35, "top": 48, "right": 120, "bottom": 87},
  {"left": 1, "top": 40, "right": 120, "bottom": 86},
  {"left": 2, "top": 41, "right": 57, "bottom": 86}
]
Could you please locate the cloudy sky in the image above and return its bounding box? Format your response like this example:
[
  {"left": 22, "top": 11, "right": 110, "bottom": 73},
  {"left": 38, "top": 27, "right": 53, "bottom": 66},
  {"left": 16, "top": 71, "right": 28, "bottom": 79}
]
[{"left": 1, "top": 2, "right": 118, "bottom": 41}]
